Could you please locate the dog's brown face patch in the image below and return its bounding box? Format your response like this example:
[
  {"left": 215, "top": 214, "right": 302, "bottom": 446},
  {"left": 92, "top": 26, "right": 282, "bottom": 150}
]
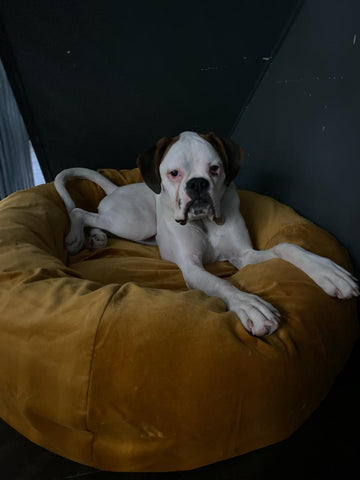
[
  {"left": 200, "top": 132, "right": 243, "bottom": 185},
  {"left": 137, "top": 135, "right": 180, "bottom": 194}
]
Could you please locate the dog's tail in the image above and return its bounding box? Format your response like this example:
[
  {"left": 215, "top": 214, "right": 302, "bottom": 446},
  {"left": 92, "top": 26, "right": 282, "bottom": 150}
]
[{"left": 54, "top": 168, "right": 117, "bottom": 214}]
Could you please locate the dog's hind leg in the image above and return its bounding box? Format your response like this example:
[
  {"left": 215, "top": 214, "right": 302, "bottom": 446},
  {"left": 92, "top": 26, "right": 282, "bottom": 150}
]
[
  {"left": 65, "top": 206, "right": 156, "bottom": 254},
  {"left": 66, "top": 208, "right": 115, "bottom": 254},
  {"left": 65, "top": 208, "right": 88, "bottom": 254}
]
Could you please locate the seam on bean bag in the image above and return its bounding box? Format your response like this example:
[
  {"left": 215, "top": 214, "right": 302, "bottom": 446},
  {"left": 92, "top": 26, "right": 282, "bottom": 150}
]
[{"left": 85, "top": 286, "right": 119, "bottom": 461}]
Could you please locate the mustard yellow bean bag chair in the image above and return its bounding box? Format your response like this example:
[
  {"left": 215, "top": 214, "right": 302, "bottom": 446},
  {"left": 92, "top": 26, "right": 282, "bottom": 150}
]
[{"left": 0, "top": 168, "right": 358, "bottom": 472}]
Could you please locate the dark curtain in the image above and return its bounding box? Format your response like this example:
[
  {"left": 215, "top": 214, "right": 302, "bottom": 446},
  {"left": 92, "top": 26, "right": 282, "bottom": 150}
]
[{"left": 0, "top": 59, "right": 34, "bottom": 199}]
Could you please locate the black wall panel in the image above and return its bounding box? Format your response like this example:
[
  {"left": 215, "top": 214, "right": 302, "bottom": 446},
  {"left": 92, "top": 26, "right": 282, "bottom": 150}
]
[{"left": 1, "top": 0, "right": 302, "bottom": 179}]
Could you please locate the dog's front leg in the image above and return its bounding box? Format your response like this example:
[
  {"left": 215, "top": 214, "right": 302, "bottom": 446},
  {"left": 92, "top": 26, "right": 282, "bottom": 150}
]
[
  {"left": 178, "top": 256, "right": 280, "bottom": 337},
  {"left": 233, "top": 244, "right": 359, "bottom": 299},
  {"left": 271, "top": 243, "right": 359, "bottom": 298}
]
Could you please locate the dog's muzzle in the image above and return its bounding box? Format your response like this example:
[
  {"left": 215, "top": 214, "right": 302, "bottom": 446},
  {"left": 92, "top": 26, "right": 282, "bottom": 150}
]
[{"left": 176, "top": 177, "right": 222, "bottom": 225}]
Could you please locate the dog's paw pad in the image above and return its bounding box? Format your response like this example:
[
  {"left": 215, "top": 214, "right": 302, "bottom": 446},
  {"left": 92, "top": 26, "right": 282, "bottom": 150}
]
[{"left": 86, "top": 229, "right": 107, "bottom": 249}]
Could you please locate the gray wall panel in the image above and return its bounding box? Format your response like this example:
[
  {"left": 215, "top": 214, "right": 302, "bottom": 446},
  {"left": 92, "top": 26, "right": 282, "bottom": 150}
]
[{"left": 232, "top": 0, "right": 360, "bottom": 274}]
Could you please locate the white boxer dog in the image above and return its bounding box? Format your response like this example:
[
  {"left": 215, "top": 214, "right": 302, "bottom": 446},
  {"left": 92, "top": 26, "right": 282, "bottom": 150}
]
[{"left": 55, "top": 131, "right": 359, "bottom": 336}]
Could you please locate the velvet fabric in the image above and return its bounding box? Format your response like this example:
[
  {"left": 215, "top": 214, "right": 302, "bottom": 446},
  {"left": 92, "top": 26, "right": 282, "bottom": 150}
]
[{"left": 0, "top": 168, "right": 358, "bottom": 471}]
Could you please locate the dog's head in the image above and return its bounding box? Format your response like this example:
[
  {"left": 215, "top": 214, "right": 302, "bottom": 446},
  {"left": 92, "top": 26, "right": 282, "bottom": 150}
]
[{"left": 137, "top": 131, "right": 242, "bottom": 224}]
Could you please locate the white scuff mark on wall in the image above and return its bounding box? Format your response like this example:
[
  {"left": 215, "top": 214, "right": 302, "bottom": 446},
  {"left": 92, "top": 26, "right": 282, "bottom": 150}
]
[
  {"left": 262, "top": 57, "right": 271, "bottom": 61},
  {"left": 200, "top": 66, "right": 219, "bottom": 71},
  {"left": 275, "top": 75, "right": 346, "bottom": 85},
  {"left": 275, "top": 78, "right": 302, "bottom": 84},
  {"left": 322, "top": 126, "right": 326, "bottom": 133},
  {"left": 353, "top": 34, "right": 357, "bottom": 45}
]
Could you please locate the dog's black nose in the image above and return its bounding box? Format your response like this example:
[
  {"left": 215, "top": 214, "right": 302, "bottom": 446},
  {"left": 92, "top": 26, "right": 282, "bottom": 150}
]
[{"left": 186, "top": 177, "right": 210, "bottom": 199}]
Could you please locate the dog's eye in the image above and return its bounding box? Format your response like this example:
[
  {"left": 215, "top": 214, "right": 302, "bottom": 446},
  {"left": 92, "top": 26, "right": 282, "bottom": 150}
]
[
  {"left": 210, "top": 165, "right": 220, "bottom": 175},
  {"left": 167, "top": 169, "right": 182, "bottom": 181}
]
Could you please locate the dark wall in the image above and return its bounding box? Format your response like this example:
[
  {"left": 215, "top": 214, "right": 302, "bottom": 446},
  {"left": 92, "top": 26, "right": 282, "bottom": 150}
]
[
  {"left": 1, "top": 0, "right": 301, "bottom": 179},
  {"left": 232, "top": 0, "right": 360, "bottom": 275},
  {"left": 2, "top": 0, "right": 358, "bottom": 273}
]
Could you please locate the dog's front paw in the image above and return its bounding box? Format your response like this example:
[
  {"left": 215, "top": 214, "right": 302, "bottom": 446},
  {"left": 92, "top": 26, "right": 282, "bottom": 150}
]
[
  {"left": 309, "top": 258, "right": 359, "bottom": 299},
  {"left": 229, "top": 292, "right": 280, "bottom": 337}
]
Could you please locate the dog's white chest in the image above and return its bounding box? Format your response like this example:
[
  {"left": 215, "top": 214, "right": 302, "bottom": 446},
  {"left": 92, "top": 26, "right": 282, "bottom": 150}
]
[{"left": 156, "top": 213, "right": 230, "bottom": 265}]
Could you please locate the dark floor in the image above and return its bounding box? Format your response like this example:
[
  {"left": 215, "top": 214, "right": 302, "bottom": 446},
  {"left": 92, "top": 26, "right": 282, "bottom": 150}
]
[{"left": 1, "top": 340, "right": 359, "bottom": 480}]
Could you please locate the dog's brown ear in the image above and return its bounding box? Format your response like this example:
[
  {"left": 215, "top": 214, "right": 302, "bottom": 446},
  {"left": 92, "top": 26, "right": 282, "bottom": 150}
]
[
  {"left": 137, "top": 136, "right": 173, "bottom": 194},
  {"left": 200, "top": 132, "right": 243, "bottom": 185}
]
